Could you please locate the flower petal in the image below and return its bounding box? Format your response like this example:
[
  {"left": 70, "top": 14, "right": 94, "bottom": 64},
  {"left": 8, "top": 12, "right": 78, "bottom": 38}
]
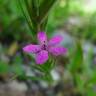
[
  {"left": 23, "top": 44, "right": 40, "bottom": 53},
  {"left": 49, "top": 46, "right": 67, "bottom": 56},
  {"left": 37, "top": 32, "right": 47, "bottom": 44},
  {"left": 36, "top": 50, "right": 48, "bottom": 64},
  {"left": 48, "top": 35, "right": 63, "bottom": 46}
]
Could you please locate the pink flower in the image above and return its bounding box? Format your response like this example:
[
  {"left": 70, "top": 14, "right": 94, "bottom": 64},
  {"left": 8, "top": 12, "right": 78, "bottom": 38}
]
[{"left": 23, "top": 32, "right": 67, "bottom": 64}]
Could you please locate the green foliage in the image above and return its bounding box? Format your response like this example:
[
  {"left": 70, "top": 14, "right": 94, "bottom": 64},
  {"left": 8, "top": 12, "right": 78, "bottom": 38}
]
[
  {"left": 18, "top": 0, "right": 58, "bottom": 36},
  {"left": 75, "top": 74, "right": 85, "bottom": 93},
  {"left": 87, "top": 88, "right": 96, "bottom": 96},
  {"left": 0, "top": 61, "right": 9, "bottom": 74},
  {"left": 68, "top": 41, "right": 83, "bottom": 74},
  {"left": 30, "top": 56, "right": 55, "bottom": 82},
  {"left": 12, "top": 55, "right": 24, "bottom": 76},
  {"left": 67, "top": 42, "right": 96, "bottom": 95}
]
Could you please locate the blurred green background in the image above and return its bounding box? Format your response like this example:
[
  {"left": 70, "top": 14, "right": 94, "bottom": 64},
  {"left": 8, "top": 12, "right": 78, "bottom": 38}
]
[{"left": 0, "top": 0, "right": 96, "bottom": 96}]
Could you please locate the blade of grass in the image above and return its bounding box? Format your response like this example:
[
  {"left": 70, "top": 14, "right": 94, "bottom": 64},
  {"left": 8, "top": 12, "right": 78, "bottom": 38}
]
[
  {"left": 69, "top": 41, "right": 83, "bottom": 74},
  {"left": 17, "top": 0, "right": 35, "bottom": 36},
  {"left": 39, "top": 0, "right": 58, "bottom": 24}
]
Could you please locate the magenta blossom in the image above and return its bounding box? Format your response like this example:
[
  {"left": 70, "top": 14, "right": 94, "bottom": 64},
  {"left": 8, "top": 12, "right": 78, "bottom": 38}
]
[{"left": 23, "top": 32, "right": 67, "bottom": 64}]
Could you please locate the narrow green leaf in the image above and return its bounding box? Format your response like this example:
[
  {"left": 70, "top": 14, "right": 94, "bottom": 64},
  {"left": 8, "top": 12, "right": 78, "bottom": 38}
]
[
  {"left": 39, "top": 0, "right": 58, "bottom": 24},
  {"left": 69, "top": 41, "right": 83, "bottom": 73},
  {"left": 17, "top": 0, "right": 36, "bottom": 35},
  {"left": 18, "top": 75, "right": 52, "bottom": 82},
  {"left": 88, "top": 70, "right": 96, "bottom": 84},
  {"left": 75, "top": 74, "right": 85, "bottom": 93},
  {"left": 40, "top": 17, "right": 48, "bottom": 31},
  {"left": 24, "top": 0, "right": 37, "bottom": 27}
]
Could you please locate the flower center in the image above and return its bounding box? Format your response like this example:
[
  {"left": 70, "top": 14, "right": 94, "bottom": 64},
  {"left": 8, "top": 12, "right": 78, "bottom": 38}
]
[
  {"left": 41, "top": 44, "right": 47, "bottom": 50},
  {"left": 41, "top": 41, "right": 47, "bottom": 50}
]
